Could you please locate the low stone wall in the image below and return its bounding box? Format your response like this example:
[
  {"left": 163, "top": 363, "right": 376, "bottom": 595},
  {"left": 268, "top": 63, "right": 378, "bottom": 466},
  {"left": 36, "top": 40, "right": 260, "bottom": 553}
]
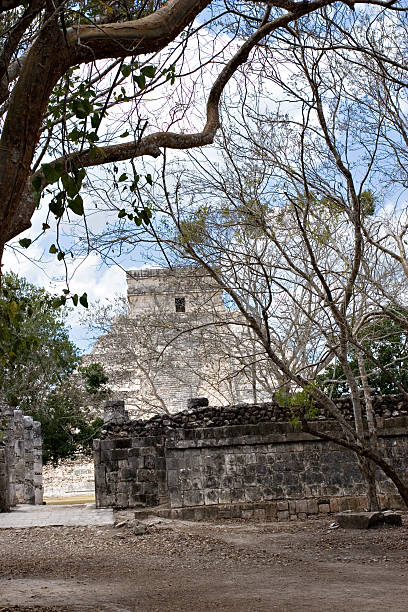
[
  {"left": 0, "top": 404, "right": 43, "bottom": 510},
  {"left": 94, "top": 435, "right": 166, "bottom": 509},
  {"left": 94, "top": 401, "right": 408, "bottom": 515}
]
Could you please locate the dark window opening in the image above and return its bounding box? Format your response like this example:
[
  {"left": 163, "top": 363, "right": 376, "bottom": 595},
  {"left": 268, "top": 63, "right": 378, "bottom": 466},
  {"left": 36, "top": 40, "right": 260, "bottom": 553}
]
[{"left": 175, "top": 297, "right": 185, "bottom": 312}]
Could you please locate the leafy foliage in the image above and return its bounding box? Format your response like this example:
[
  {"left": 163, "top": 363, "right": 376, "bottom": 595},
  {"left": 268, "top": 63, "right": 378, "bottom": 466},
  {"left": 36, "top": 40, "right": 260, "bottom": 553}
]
[
  {"left": 0, "top": 272, "right": 79, "bottom": 387},
  {"left": 80, "top": 362, "right": 109, "bottom": 395},
  {"left": 275, "top": 385, "right": 319, "bottom": 428},
  {"left": 29, "top": 382, "right": 104, "bottom": 466},
  {"left": 0, "top": 273, "right": 109, "bottom": 463},
  {"left": 317, "top": 312, "right": 408, "bottom": 397}
]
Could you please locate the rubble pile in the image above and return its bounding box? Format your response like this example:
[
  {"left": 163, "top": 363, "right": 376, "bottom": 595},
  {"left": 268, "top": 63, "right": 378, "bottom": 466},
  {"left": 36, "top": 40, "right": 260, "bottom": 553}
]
[{"left": 100, "top": 394, "right": 408, "bottom": 439}]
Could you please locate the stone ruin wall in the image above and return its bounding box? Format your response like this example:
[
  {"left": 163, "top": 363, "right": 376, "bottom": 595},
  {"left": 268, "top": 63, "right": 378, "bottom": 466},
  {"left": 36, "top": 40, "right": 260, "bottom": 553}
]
[
  {"left": 0, "top": 404, "right": 43, "bottom": 511},
  {"left": 94, "top": 397, "right": 408, "bottom": 520}
]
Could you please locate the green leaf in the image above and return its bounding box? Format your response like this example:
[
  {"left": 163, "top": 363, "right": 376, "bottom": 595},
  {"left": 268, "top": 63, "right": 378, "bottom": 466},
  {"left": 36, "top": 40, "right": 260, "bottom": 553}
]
[
  {"left": 118, "top": 173, "right": 127, "bottom": 182},
  {"left": 57, "top": 251, "right": 65, "bottom": 261},
  {"left": 33, "top": 190, "right": 41, "bottom": 206},
  {"left": 52, "top": 296, "right": 66, "bottom": 308},
  {"left": 121, "top": 65, "right": 132, "bottom": 78},
  {"left": 19, "top": 238, "right": 32, "bottom": 249},
  {"left": 67, "top": 195, "right": 84, "bottom": 216},
  {"left": 42, "top": 163, "right": 62, "bottom": 184},
  {"left": 31, "top": 175, "right": 42, "bottom": 191},
  {"left": 87, "top": 131, "right": 99, "bottom": 143},
  {"left": 118, "top": 209, "right": 126, "bottom": 218},
  {"left": 61, "top": 173, "right": 79, "bottom": 198},
  {"left": 91, "top": 113, "right": 100, "bottom": 129},
  {"left": 130, "top": 176, "right": 139, "bottom": 192},
  {"left": 71, "top": 98, "right": 92, "bottom": 119},
  {"left": 120, "top": 131, "right": 129, "bottom": 138},
  {"left": 146, "top": 174, "right": 152, "bottom": 185},
  {"left": 141, "top": 208, "right": 151, "bottom": 225},
  {"left": 68, "top": 127, "right": 82, "bottom": 143},
  {"left": 79, "top": 292, "right": 88, "bottom": 308},
  {"left": 49, "top": 244, "right": 58, "bottom": 254},
  {"left": 133, "top": 74, "right": 146, "bottom": 90},
  {"left": 71, "top": 294, "right": 78, "bottom": 306},
  {"left": 49, "top": 193, "right": 65, "bottom": 218},
  {"left": 76, "top": 168, "right": 86, "bottom": 183},
  {"left": 141, "top": 65, "right": 157, "bottom": 78},
  {"left": 42, "top": 223, "right": 50, "bottom": 231}
]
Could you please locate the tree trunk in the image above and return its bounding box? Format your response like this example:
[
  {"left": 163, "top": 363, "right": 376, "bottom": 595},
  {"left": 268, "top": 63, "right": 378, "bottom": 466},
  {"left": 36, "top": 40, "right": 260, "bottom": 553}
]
[
  {"left": 358, "top": 456, "right": 380, "bottom": 511},
  {"left": 357, "top": 350, "right": 380, "bottom": 510}
]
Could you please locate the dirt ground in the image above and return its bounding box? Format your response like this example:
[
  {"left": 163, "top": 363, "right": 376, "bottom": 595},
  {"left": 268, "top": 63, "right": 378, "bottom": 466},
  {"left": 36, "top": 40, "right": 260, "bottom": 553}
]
[{"left": 0, "top": 512, "right": 408, "bottom": 612}]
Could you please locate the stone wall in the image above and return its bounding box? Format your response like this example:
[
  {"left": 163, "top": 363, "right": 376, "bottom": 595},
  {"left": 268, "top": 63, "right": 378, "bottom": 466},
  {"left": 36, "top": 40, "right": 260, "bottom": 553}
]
[
  {"left": 0, "top": 404, "right": 43, "bottom": 510},
  {"left": 0, "top": 447, "right": 9, "bottom": 512},
  {"left": 94, "top": 400, "right": 408, "bottom": 517},
  {"left": 42, "top": 457, "right": 94, "bottom": 499}
]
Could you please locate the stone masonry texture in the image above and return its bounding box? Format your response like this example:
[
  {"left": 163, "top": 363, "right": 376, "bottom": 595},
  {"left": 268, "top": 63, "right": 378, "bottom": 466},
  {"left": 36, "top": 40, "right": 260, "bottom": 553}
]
[
  {"left": 0, "top": 404, "right": 43, "bottom": 511},
  {"left": 94, "top": 398, "right": 408, "bottom": 516}
]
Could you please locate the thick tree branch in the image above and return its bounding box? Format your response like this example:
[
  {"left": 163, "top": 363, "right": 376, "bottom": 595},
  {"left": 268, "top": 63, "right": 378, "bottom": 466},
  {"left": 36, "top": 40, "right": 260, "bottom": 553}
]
[
  {"left": 0, "top": 0, "right": 44, "bottom": 104},
  {"left": 0, "top": 0, "right": 29, "bottom": 12},
  {"left": 41, "top": 3, "right": 336, "bottom": 182}
]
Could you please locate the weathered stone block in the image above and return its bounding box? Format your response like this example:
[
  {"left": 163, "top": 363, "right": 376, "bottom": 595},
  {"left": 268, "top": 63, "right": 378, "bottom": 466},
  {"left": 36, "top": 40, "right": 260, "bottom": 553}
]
[
  {"left": 100, "top": 439, "right": 115, "bottom": 450},
  {"left": 167, "top": 470, "right": 179, "bottom": 487},
  {"left": 120, "top": 468, "right": 137, "bottom": 480},
  {"left": 111, "top": 449, "right": 129, "bottom": 461},
  {"left": 183, "top": 490, "right": 204, "bottom": 506},
  {"left": 306, "top": 499, "right": 319, "bottom": 514},
  {"left": 218, "top": 489, "right": 232, "bottom": 505},
  {"left": 336, "top": 511, "right": 383, "bottom": 529},
  {"left": 144, "top": 455, "right": 156, "bottom": 469},
  {"left": 138, "top": 469, "right": 156, "bottom": 483},
  {"left": 245, "top": 487, "right": 262, "bottom": 503},
  {"left": 204, "top": 488, "right": 219, "bottom": 505},
  {"left": 295, "top": 499, "right": 308, "bottom": 514},
  {"left": 288, "top": 500, "right": 297, "bottom": 515},
  {"left": 114, "top": 438, "right": 132, "bottom": 449},
  {"left": 383, "top": 511, "right": 402, "bottom": 526},
  {"left": 168, "top": 486, "right": 182, "bottom": 507},
  {"left": 230, "top": 488, "right": 245, "bottom": 503}
]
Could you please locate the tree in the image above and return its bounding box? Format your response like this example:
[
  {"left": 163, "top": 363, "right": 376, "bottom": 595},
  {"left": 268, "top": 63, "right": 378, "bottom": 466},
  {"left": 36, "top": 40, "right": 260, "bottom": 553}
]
[
  {"left": 0, "top": 271, "right": 80, "bottom": 409},
  {"left": 30, "top": 375, "right": 105, "bottom": 465},
  {"left": 318, "top": 312, "right": 408, "bottom": 398},
  {"left": 0, "top": 272, "right": 109, "bottom": 463},
  {"left": 88, "top": 7, "right": 408, "bottom": 510},
  {"left": 0, "top": 0, "right": 405, "bottom": 279}
]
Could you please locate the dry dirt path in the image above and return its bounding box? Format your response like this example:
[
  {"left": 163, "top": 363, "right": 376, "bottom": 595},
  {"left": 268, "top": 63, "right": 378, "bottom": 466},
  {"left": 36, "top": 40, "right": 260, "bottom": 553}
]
[{"left": 0, "top": 514, "right": 407, "bottom": 611}]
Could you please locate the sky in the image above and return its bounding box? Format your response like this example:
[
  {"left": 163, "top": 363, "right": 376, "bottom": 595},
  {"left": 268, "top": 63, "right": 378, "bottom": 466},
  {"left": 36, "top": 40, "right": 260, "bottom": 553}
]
[
  {"left": 2, "top": 18, "right": 239, "bottom": 353},
  {"left": 4, "top": 6, "right": 405, "bottom": 354}
]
